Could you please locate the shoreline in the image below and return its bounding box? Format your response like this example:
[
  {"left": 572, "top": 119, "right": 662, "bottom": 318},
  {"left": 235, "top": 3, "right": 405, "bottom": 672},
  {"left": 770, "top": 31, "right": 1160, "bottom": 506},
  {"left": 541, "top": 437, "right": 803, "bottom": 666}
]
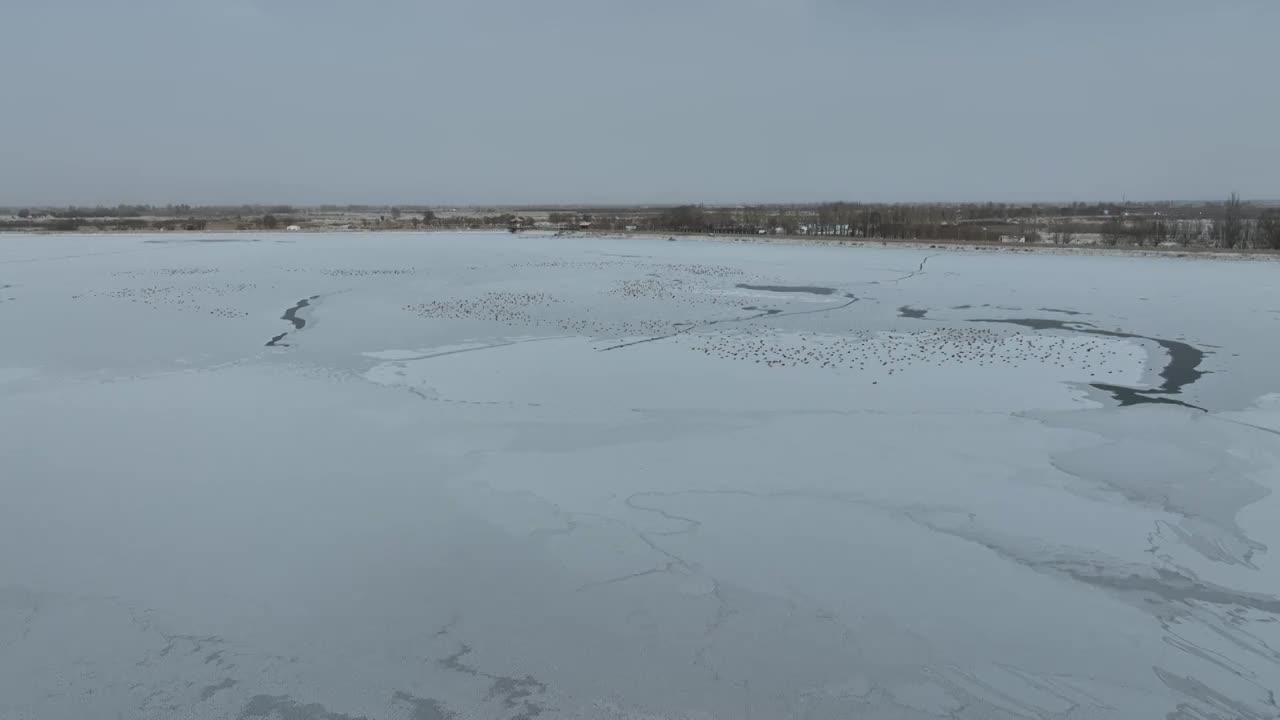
[
  {"left": 4, "top": 226, "right": 1278, "bottom": 262},
  {"left": 566, "top": 230, "right": 1280, "bottom": 262}
]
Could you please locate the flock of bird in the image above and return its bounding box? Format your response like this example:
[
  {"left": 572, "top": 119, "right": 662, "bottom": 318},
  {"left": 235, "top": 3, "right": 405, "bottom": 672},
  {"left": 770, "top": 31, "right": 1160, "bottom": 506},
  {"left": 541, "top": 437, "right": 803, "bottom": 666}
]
[
  {"left": 399, "top": 263, "right": 760, "bottom": 337},
  {"left": 403, "top": 291, "right": 559, "bottom": 324},
  {"left": 611, "top": 277, "right": 688, "bottom": 301},
  {"left": 658, "top": 262, "right": 748, "bottom": 279},
  {"left": 401, "top": 290, "right": 685, "bottom": 338},
  {"left": 78, "top": 262, "right": 1131, "bottom": 385},
  {"left": 315, "top": 267, "right": 417, "bottom": 278},
  {"left": 509, "top": 259, "right": 635, "bottom": 271},
  {"left": 692, "top": 327, "right": 1134, "bottom": 377},
  {"left": 552, "top": 315, "right": 676, "bottom": 337},
  {"left": 510, "top": 259, "right": 747, "bottom": 280},
  {"left": 85, "top": 279, "right": 256, "bottom": 318},
  {"left": 609, "top": 276, "right": 744, "bottom": 309},
  {"left": 112, "top": 267, "right": 218, "bottom": 278},
  {"left": 280, "top": 266, "right": 418, "bottom": 277}
]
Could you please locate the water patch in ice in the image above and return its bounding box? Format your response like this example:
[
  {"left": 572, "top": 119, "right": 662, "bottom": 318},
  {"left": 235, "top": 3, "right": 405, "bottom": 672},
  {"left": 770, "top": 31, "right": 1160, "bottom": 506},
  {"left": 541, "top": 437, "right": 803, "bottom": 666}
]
[
  {"left": 393, "top": 691, "right": 457, "bottom": 720},
  {"left": 238, "top": 694, "right": 367, "bottom": 720},
  {"left": 436, "top": 644, "right": 548, "bottom": 720},
  {"left": 200, "top": 678, "right": 237, "bottom": 701},
  {"left": 972, "top": 317, "right": 1208, "bottom": 408},
  {"left": 265, "top": 295, "right": 320, "bottom": 347}
]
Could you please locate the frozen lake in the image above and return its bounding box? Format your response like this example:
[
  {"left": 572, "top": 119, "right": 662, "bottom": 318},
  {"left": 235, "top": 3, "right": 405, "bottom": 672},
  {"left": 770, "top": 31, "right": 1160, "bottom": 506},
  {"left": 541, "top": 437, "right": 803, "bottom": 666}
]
[{"left": 2, "top": 231, "right": 1279, "bottom": 719}]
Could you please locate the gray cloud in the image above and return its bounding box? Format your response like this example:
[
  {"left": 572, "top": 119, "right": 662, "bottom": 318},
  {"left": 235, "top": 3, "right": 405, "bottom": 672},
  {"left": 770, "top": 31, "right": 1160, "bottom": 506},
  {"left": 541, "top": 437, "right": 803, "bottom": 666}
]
[{"left": 1, "top": 0, "right": 1276, "bottom": 205}]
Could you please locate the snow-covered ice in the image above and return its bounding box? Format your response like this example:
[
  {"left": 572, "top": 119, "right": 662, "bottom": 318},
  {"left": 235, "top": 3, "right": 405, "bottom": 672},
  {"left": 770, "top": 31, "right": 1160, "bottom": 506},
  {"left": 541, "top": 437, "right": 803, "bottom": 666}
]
[{"left": 2, "top": 232, "right": 1279, "bottom": 719}]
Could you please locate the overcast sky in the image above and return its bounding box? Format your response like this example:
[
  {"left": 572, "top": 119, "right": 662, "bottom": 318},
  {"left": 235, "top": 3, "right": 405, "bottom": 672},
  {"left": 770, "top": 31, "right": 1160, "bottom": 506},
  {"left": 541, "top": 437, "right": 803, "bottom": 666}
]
[{"left": 1, "top": 0, "right": 1277, "bottom": 205}]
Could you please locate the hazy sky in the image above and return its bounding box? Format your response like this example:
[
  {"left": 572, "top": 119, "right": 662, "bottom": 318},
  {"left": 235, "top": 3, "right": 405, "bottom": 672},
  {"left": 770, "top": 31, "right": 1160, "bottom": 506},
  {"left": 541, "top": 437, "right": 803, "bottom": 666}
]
[{"left": 2, "top": 0, "right": 1277, "bottom": 205}]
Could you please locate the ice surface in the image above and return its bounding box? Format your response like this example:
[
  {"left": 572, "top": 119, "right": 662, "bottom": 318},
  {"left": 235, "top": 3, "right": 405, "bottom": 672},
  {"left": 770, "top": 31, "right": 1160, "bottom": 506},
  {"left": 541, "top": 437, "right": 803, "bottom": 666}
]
[{"left": 2, "top": 232, "right": 1279, "bottom": 719}]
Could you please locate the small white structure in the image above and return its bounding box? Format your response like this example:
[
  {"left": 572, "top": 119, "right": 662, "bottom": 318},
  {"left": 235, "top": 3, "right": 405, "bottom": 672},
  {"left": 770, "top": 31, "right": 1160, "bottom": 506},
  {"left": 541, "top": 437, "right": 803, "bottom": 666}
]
[{"left": 285, "top": 225, "right": 301, "bottom": 232}]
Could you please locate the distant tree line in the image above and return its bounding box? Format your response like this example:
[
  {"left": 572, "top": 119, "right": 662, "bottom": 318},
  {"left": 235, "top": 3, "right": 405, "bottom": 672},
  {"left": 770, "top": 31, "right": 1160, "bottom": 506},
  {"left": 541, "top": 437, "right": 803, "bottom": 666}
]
[
  {"left": 576, "top": 197, "right": 1280, "bottom": 251},
  {"left": 2, "top": 204, "right": 292, "bottom": 219},
  {"left": 4, "top": 198, "right": 1278, "bottom": 250},
  {"left": 0, "top": 217, "right": 209, "bottom": 232}
]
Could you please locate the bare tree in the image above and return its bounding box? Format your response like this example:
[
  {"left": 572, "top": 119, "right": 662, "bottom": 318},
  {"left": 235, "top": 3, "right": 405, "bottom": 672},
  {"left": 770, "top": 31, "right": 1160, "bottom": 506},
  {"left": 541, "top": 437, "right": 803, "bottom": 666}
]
[
  {"left": 1174, "top": 220, "right": 1195, "bottom": 247},
  {"left": 1259, "top": 212, "right": 1280, "bottom": 250},
  {"left": 1136, "top": 219, "right": 1157, "bottom": 245},
  {"left": 1101, "top": 216, "right": 1124, "bottom": 246},
  {"left": 657, "top": 205, "right": 708, "bottom": 232},
  {"left": 1219, "top": 193, "right": 1243, "bottom": 249}
]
